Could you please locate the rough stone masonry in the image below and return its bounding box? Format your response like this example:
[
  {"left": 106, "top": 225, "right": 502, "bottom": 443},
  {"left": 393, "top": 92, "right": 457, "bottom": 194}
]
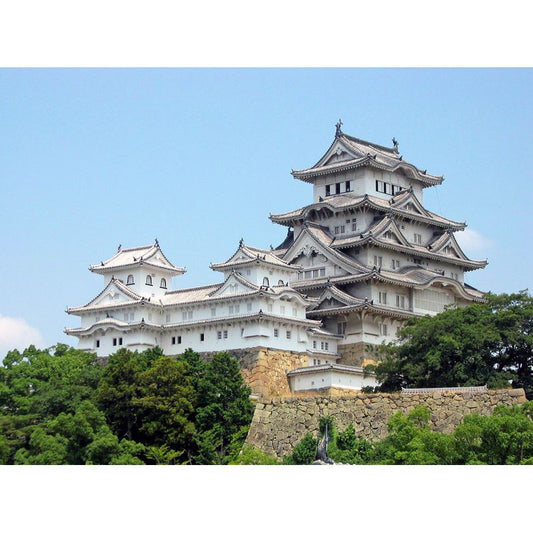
[{"left": 245, "top": 388, "right": 527, "bottom": 458}]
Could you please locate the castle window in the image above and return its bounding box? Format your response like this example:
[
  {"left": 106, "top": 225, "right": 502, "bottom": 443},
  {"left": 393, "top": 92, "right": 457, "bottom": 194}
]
[
  {"left": 126, "top": 275, "right": 134, "bottom": 285},
  {"left": 391, "top": 259, "right": 400, "bottom": 270},
  {"left": 313, "top": 341, "right": 317, "bottom": 349},
  {"left": 274, "top": 329, "right": 279, "bottom": 338},
  {"left": 325, "top": 184, "right": 331, "bottom": 197},
  {"left": 145, "top": 275, "right": 153, "bottom": 286},
  {"left": 413, "top": 233, "right": 422, "bottom": 244},
  {"left": 286, "top": 330, "right": 292, "bottom": 339},
  {"left": 352, "top": 218, "right": 357, "bottom": 231},
  {"left": 200, "top": 333, "right": 205, "bottom": 342},
  {"left": 95, "top": 340, "right": 100, "bottom": 348},
  {"left": 278, "top": 280, "right": 284, "bottom": 286},
  {"left": 379, "top": 323, "right": 388, "bottom": 336},
  {"left": 172, "top": 336, "right": 176, "bottom": 345},
  {"left": 247, "top": 302, "right": 252, "bottom": 311},
  {"left": 223, "top": 330, "right": 228, "bottom": 339},
  {"left": 335, "top": 183, "right": 341, "bottom": 194},
  {"left": 396, "top": 295, "right": 406, "bottom": 309},
  {"left": 373, "top": 255, "right": 383, "bottom": 268},
  {"left": 379, "top": 291, "right": 387, "bottom": 305},
  {"left": 160, "top": 278, "right": 167, "bottom": 289},
  {"left": 337, "top": 322, "right": 346, "bottom": 335},
  {"left": 177, "top": 336, "right": 182, "bottom": 344},
  {"left": 217, "top": 331, "right": 222, "bottom": 340},
  {"left": 262, "top": 277, "right": 269, "bottom": 287},
  {"left": 345, "top": 180, "right": 351, "bottom": 192}
]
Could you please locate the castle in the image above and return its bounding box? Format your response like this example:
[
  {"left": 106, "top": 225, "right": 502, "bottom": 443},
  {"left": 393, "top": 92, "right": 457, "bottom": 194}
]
[{"left": 66, "top": 123, "right": 486, "bottom": 393}]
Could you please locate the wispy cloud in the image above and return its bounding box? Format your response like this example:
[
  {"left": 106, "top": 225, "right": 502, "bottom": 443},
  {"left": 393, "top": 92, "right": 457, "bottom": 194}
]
[
  {"left": 455, "top": 228, "right": 492, "bottom": 257},
  {"left": 0, "top": 315, "right": 44, "bottom": 356}
]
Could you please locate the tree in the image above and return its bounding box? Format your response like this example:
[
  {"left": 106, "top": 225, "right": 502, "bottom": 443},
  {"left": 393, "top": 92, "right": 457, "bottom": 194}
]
[
  {"left": 372, "top": 292, "right": 533, "bottom": 397},
  {"left": 194, "top": 352, "right": 254, "bottom": 464}
]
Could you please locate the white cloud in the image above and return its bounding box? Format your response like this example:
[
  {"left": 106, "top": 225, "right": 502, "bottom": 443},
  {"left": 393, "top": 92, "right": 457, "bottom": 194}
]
[
  {"left": 0, "top": 315, "right": 45, "bottom": 356},
  {"left": 455, "top": 228, "right": 492, "bottom": 256}
]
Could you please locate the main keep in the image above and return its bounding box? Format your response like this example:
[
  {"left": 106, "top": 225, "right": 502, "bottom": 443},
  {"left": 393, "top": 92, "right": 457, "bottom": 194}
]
[{"left": 66, "top": 124, "right": 487, "bottom": 393}]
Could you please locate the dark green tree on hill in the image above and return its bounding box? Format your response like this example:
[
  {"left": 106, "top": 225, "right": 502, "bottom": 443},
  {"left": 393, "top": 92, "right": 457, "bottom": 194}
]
[{"left": 370, "top": 291, "right": 533, "bottom": 398}]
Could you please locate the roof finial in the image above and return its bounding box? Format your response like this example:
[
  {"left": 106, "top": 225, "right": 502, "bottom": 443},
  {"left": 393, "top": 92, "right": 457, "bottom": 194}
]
[
  {"left": 335, "top": 119, "right": 343, "bottom": 138},
  {"left": 117, "top": 244, "right": 122, "bottom": 252},
  {"left": 155, "top": 238, "right": 159, "bottom": 246},
  {"left": 239, "top": 237, "right": 244, "bottom": 247},
  {"left": 392, "top": 137, "right": 399, "bottom": 153}
]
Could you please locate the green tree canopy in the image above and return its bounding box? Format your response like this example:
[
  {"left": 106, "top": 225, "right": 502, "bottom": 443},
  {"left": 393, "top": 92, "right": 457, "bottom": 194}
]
[{"left": 371, "top": 291, "right": 533, "bottom": 397}]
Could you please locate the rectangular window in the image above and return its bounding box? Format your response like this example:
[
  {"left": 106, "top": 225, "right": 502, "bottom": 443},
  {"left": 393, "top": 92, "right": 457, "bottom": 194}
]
[
  {"left": 292, "top": 307, "right": 298, "bottom": 317},
  {"left": 325, "top": 342, "right": 329, "bottom": 351},
  {"left": 95, "top": 340, "right": 100, "bottom": 348},
  {"left": 177, "top": 336, "right": 182, "bottom": 344},
  {"left": 340, "top": 225, "right": 345, "bottom": 234},
  {"left": 313, "top": 341, "right": 317, "bottom": 349},
  {"left": 321, "top": 342, "right": 325, "bottom": 350},
  {"left": 379, "top": 291, "right": 387, "bottom": 305},
  {"left": 172, "top": 336, "right": 176, "bottom": 345},
  {"left": 337, "top": 322, "right": 346, "bottom": 335},
  {"left": 334, "top": 226, "right": 340, "bottom": 235},
  {"left": 217, "top": 331, "right": 222, "bottom": 340},
  {"left": 223, "top": 330, "right": 228, "bottom": 339},
  {"left": 118, "top": 338, "right": 123, "bottom": 346},
  {"left": 113, "top": 338, "right": 117, "bottom": 346},
  {"left": 373, "top": 255, "right": 383, "bottom": 267},
  {"left": 286, "top": 330, "right": 291, "bottom": 339},
  {"left": 352, "top": 221, "right": 357, "bottom": 231},
  {"left": 211, "top": 308, "right": 216, "bottom": 317},
  {"left": 391, "top": 259, "right": 400, "bottom": 270},
  {"left": 274, "top": 329, "right": 279, "bottom": 338},
  {"left": 335, "top": 183, "right": 341, "bottom": 194},
  {"left": 325, "top": 184, "right": 331, "bottom": 196},
  {"left": 320, "top": 268, "right": 326, "bottom": 277},
  {"left": 235, "top": 305, "right": 240, "bottom": 313},
  {"left": 414, "top": 233, "right": 422, "bottom": 244},
  {"left": 380, "top": 323, "right": 388, "bottom": 336},
  {"left": 396, "top": 295, "right": 406, "bottom": 309},
  {"left": 200, "top": 333, "right": 205, "bottom": 342},
  {"left": 312, "top": 269, "right": 318, "bottom": 278},
  {"left": 345, "top": 180, "right": 351, "bottom": 192},
  {"left": 182, "top": 311, "right": 187, "bottom": 320}
]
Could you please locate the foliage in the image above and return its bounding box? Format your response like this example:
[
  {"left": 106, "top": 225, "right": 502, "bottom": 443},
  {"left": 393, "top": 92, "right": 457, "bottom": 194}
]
[
  {"left": 229, "top": 446, "right": 280, "bottom": 465},
  {"left": 284, "top": 433, "right": 318, "bottom": 465},
  {"left": 372, "top": 292, "right": 533, "bottom": 398},
  {"left": 1, "top": 344, "right": 254, "bottom": 465},
  {"left": 193, "top": 352, "right": 254, "bottom": 464}
]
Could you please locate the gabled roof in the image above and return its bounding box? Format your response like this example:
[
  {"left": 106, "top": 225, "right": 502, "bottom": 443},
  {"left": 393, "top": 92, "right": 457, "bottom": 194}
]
[
  {"left": 210, "top": 241, "right": 300, "bottom": 272},
  {"left": 330, "top": 218, "right": 487, "bottom": 272},
  {"left": 291, "top": 265, "right": 485, "bottom": 303},
  {"left": 67, "top": 278, "right": 149, "bottom": 314},
  {"left": 291, "top": 130, "right": 443, "bottom": 188},
  {"left": 90, "top": 242, "right": 186, "bottom": 275},
  {"left": 270, "top": 190, "right": 465, "bottom": 231},
  {"left": 282, "top": 223, "right": 370, "bottom": 276}
]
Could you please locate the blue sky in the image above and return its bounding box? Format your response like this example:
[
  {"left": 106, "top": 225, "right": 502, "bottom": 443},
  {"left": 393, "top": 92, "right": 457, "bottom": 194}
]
[{"left": 1, "top": 68, "right": 532, "bottom": 353}]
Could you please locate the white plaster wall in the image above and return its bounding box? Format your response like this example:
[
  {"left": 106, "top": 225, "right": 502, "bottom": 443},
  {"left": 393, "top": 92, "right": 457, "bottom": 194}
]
[{"left": 289, "top": 369, "right": 378, "bottom": 392}]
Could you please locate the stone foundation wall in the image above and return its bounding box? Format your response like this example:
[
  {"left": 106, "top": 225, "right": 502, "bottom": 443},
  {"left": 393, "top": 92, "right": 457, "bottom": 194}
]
[
  {"left": 337, "top": 342, "right": 369, "bottom": 366},
  {"left": 199, "top": 346, "right": 308, "bottom": 397},
  {"left": 245, "top": 388, "right": 527, "bottom": 458}
]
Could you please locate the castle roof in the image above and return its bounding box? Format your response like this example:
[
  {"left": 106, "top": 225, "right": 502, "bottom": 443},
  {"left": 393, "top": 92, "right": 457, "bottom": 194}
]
[
  {"left": 210, "top": 241, "right": 300, "bottom": 272},
  {"left": 270, "top": 190, "right": 465, "bottom": 230},
  {"left": 291, "top": 130, "right": 443, "bottom": 188},
  {"left": 67, "top": 278, "right": 151, "bottom": 314},
  {"left": 90, "top": 242, "right": 186, "bottom": 275}
]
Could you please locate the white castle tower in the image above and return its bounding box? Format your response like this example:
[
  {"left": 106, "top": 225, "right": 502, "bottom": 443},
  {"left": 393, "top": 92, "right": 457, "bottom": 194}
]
[{"left": 271, "top": 121, "right": 487, "bottom": 368}]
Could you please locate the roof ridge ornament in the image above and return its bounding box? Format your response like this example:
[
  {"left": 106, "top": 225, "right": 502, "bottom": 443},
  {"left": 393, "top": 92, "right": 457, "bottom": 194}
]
[
  {"left": 239, "top": 237, "right": 244, "bottom": 247},
  {"left": 335, "top": 119, "right": 343, "bottom": 138},
  {"left": 392, "top": 137, "right": 399, "bottom": 153},
  {"left": 118, "top": 244, "right": 122, "bottom": 252},
  {"left": 155, "top": 238, "right": 159, "bottom": 246}
]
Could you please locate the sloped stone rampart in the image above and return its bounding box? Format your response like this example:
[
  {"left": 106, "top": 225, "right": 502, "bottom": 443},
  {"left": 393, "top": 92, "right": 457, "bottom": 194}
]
[{"left": 245, "top": 388, "right": 527, "bottom": 458}]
